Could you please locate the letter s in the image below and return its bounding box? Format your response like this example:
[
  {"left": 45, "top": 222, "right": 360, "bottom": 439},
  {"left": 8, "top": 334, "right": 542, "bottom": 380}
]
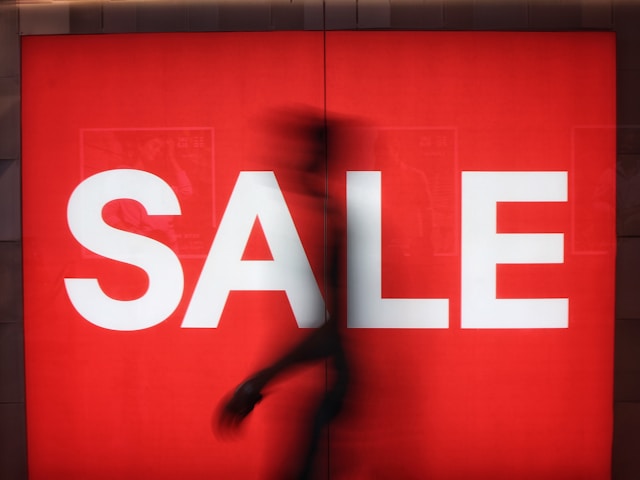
[{"left": 65, "top": 169, "right": 184, "bottom": 331}]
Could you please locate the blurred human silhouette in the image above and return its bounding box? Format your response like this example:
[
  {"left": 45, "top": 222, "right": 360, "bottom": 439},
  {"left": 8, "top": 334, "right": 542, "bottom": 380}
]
[{"left": 217, "top": 107, "right": 351, "bottom": 480}]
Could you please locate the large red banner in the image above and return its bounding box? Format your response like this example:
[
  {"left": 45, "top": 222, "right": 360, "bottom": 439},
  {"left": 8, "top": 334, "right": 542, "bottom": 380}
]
[{"left": 22, "top": 32, "right": 615, "bottom": 479}]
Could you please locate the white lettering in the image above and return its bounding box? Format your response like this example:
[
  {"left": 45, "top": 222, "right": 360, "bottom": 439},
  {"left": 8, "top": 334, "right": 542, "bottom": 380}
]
[
  {"left": 66, "top": 169, "right": 570, "bottom": 330},
  {"left": 347, "top": 171, "right": 449, "bottom": 328},
  {"left": 182, "top": 171, "right": 325, "bottom": 328},
  {"left": 65, "top": 169, "right": 184, "bottom": 331},
  {"left": 461, "top": 171, "right": 568, "bottom": 328}
]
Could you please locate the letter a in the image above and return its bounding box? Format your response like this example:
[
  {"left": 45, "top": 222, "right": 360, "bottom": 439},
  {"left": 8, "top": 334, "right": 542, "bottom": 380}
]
[{"left": 182, "top": 172, "right": 325, "bottom": 328}]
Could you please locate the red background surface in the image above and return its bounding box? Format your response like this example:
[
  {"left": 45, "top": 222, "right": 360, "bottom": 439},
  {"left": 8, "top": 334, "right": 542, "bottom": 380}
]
[{"left": 22, "top": 32, "right": 615, "bottom": 479}]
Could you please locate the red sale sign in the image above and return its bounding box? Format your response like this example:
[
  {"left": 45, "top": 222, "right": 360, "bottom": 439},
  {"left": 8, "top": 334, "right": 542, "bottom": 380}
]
[{"left": 22, "top": 32, "right": 615, "bottom": 479}]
